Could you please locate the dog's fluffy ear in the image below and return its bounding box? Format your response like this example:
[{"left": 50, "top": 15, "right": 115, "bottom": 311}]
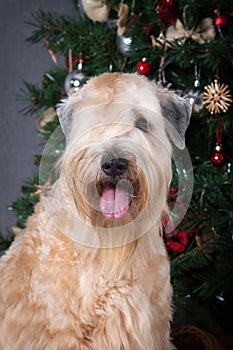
[
  {"left": 157, "top": 89, "right": 192, "bottom": 149},
  {"left": 56, "top": 99, "right": 73, "bottom": 140}
]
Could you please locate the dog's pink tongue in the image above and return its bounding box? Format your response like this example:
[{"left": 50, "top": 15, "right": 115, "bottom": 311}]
[{"left": 100, "top": 184, "right": 130, "bottom": 219}]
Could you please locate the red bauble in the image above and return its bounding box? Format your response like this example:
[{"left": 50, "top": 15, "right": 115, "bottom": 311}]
[
  {"left": 213, "top": 11, "right": 228, "bottom": 29},
  {"left": 211, "top": 145, "right": 226, "bottom": 166},
  {"left": 157, "top": 0, "right": 179, "bottom": 27},
  {"left": 136, "top": 58, "right": 152, "bottom": 75}
]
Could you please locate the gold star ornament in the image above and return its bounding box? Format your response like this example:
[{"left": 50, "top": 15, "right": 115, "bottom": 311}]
[{"left": 202, "top": 79, "right": 232, "bottom": 114}]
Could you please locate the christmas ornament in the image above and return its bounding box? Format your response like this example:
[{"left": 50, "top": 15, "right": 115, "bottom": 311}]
[
  {"left": 213, "top": 10, "right": 228, "bottom": 30},
  {"left": 202, "top": 80, "right": 232, "bottom": 114},
  {"left": 116, "top": 4, "right": 141, "bottom": 37},
  {"left": 116, "top": 35, "right": 133, "bottom": 57},
  {"left": 194, "top": 64, "right": 201, "bottom": 88},
  {"left": 136, "top": 58, "right": 152, "bottom": 76},
  {"left": 213, "top": 9, "right": 228, "bottom": 39},
  {"left": 226, "top": 162, "right": 231, "bottom": 175},
  {"left": 81, "top": 0, "right": 110, "bottom": 22},
  {"left": 117, "top": 3, "right": 130, "bottom": 37},
  {"left": 211, "top": 143, "right": 226, "bottom": 166},
  {"left": 36, "top": 107, "right": 57, "bottom": 132},
  {"left": 211, "top": 116, "right": 226, "bottom": 166},
  {"left": 64, "top": 55, "right": 87, "bottom": 95},
  {"left": 64, "top": 69, "right": 86, "bottom": 94},
  {"left": 116, "top": 3, "right": 140, "bottom": 57},
  {"left": 166, "top": 17, "right": 216, "bottom": 45},
  {"left": 151, "top": 32, "right": 166, "bottom": 49},
  {"left": 157, "top": 0, "right": 179, "bottom": 27}
]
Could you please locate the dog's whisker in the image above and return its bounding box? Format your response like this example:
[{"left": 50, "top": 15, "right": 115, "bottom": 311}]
[{"left": 129, "top": 193, "right": 139, "bottom": 198}]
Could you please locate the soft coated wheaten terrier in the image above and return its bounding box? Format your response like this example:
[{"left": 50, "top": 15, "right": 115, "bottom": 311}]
[{"left": 0, "top": 73, "right": 192, "bottom": 349}]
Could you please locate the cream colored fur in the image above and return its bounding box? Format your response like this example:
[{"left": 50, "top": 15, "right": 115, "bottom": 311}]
[{"left": 0, "top": 72, "right": 190, "bottom": 350}]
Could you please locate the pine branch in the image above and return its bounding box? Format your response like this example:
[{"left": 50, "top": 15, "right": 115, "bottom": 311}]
[
  {"left": 18, "top": 68, "right": 67, "bottom": 115},
  {"left": 0, "top": 232, "right": 14, "bottom": 254},
  {"left": 9, "top": 175, "right": 40, "bottom": 229},
  {"left": 26, "top": 10, "right": 124, "bottom": 73}
]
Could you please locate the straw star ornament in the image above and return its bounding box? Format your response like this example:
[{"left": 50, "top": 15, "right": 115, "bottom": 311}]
[{"left": 203, "top": 80, "right": 232, "bottom": 114}]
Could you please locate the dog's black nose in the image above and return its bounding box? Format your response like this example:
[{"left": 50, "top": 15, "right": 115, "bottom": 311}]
[{"left": 101, "top": 158, "right": 128, "bottom": 177}]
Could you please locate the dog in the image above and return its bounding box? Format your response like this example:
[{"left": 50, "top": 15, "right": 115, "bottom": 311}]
[{"left": 0, "top": 72, "right": 192, "bottom": 349}]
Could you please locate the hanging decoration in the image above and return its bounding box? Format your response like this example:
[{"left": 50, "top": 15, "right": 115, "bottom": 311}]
[
  {"left": 155, "top": 6, "right": 215, "bottom": 88},
  {"left": 116, "top": 3, "right": 140, "bottom": 57},
  {"left": 117, "top": 3, "right": 131, "bottom": 37},
  {"left": 211, "top": 116, "right": 227, "bottom": 167},
  {"left": 194, "top": 64, "right": 201, "bottom": 88},
  {"left": 211, "top": 144, "right": 226, "bottom": 166},
  {"left": 81, "top": 0, "right": 110, "bottom": 22},
  {"left": 136, "top": 58, "right": 152, "bottom": 75},
  {"left": 157, "top": 0, "right": 179, "bottom": 27},
  {"left": 213, "top": 9, "right": 228, "bottom": 30},
  {"left": 213, "top": 9, "right": 229, "bottom": 39},
  {"left": 64, "top": 50, "right": 87, "bottom": 95},
  {"left": 202, "top": 80, "right": 232, "bottom": 114},
  {"left": 166, "top": 17, "right": 216, "bottom": 45},
  {"left": 151, "top": 32, "right": 166, "bottom": 49},
  {"left": 116, "top": 35, "right": 134, "bottom": 57}
]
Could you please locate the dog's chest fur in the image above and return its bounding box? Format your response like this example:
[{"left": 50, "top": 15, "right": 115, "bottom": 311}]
[{"left": 0, "top": 201, "right": 172, "bottom": 349}]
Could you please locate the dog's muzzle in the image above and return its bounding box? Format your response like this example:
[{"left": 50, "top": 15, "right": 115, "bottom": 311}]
[{"left": 100, "top": 156, "right": 133, "bottom": 220}]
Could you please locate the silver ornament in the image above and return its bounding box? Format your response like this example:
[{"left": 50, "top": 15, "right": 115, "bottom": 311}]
[
  {"left": 116, "top": 35, "right": 133, "bottom": 57},
  {"left": 194, "top": 64, "right": 201, "bottom": 88},
  {"left": 64, "top": 71, "right": 86, "bottom": 95}
]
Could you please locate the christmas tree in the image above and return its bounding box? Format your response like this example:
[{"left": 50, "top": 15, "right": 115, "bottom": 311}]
[{"left": 2, "top": 0, "right": 233, "bottom": 338}]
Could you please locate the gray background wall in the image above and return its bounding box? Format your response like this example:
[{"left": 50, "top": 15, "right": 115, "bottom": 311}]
[{"left": 0, "top": 0, "right": 73, "bottom": 235}]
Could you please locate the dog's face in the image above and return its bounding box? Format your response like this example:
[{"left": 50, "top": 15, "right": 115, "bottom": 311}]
[{"left": 57, "top": 73, "right": 192, "bottom": 244}]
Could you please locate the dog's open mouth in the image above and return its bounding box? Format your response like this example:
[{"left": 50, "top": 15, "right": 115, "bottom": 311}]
[{"left": 100, "top": 181, "right": 132, "bottom": 219}]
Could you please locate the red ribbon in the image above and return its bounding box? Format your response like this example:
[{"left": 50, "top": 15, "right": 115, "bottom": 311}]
[
  {"left": 216, "top": 115, "right": 224, "bottom": 144},
  {"left": 165, "top": 230, "right": 189, "bottom": 253}
]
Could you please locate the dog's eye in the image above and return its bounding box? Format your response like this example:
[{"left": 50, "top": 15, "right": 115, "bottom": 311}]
[{"left": 134, "top": 117, "right": 150, "bottom": 132}]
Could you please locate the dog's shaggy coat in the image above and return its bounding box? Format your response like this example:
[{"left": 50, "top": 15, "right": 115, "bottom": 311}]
[{"left": 0, "top": 73, "right": 191, "bottom": 349}]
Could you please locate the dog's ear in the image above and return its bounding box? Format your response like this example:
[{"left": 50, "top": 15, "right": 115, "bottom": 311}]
[
  {"left": 56, "top": 99, "right": 73, "bottom": 140},
  {"left": 157, "top": 89, "right": 192, "bottom": 149}
]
